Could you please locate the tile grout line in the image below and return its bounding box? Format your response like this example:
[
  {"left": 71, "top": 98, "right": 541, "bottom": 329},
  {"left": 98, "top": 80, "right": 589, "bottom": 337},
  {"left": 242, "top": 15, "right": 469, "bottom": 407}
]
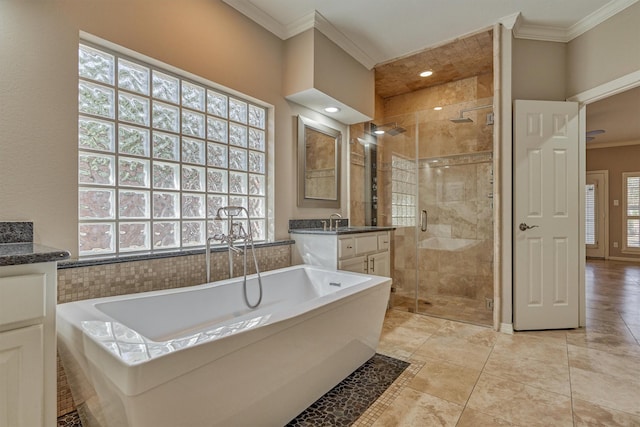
[{"left": 452, "top": 334, "right": 501, "bottom": 426}]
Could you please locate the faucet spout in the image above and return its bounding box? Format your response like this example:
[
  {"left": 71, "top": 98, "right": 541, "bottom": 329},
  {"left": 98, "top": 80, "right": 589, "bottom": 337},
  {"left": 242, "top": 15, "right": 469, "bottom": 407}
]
[
  {"left": 228, "top": 244, "right": 243, "bottom": 255},
  {"left": 328, "top": 213, "right": 343, "bottom": 231}
]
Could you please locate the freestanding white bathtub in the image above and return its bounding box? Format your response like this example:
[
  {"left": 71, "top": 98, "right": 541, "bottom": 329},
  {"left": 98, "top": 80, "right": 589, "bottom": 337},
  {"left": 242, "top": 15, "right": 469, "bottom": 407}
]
[{"left": 57, "top": 264, "right": 391, "bottom": 427}]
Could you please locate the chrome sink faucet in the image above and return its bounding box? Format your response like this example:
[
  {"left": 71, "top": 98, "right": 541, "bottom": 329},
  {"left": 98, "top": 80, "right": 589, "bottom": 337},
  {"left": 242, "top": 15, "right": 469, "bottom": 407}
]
[{"left": 328, "top": 213, "right": 342, "bottom": 231}]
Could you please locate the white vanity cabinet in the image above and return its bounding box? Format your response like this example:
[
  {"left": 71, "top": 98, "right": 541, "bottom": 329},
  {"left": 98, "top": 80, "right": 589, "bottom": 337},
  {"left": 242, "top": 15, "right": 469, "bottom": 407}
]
[
  {"left": 0, "top": 262, "right": 58, "bottom": 427},
  {"left": 291, "top": 230, "right": 391, "bottom": 277}
]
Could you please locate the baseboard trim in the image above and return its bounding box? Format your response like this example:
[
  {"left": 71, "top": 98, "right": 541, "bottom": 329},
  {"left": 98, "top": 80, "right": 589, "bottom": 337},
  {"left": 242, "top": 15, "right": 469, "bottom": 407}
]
[
  {"left": 608, "top": 256, "right": 640, "bottom": 263},
  {"left": 499, "top": 323, "right": 514, "bottom": 334}
]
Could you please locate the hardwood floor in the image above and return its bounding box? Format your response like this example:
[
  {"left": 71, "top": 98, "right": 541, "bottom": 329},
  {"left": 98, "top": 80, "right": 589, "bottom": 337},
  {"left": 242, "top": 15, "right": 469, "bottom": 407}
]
[{"left": 585, "top": 259, "right": 640, "bottom": 344}]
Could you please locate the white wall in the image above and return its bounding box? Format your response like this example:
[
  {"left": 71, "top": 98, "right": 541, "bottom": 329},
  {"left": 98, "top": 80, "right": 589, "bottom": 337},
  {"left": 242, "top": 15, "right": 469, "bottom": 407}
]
[
  {"left": 512, "top": 39, "right": 567, "bottom": 100},
  {"left": 0, "top": 0, "right": 355, "bottom": 257}
]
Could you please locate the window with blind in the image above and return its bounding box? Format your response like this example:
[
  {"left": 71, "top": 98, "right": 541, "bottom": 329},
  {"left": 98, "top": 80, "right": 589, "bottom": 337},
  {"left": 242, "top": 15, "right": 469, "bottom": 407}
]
[
  {"left": 585, "top": 184, "right": 597, "bottom": 246},
  {"left": 77, "top": 42, "right": 269, "bottom": 257},
  {"left": 623, "top": 172, "right": 640, "bottom": 252}
]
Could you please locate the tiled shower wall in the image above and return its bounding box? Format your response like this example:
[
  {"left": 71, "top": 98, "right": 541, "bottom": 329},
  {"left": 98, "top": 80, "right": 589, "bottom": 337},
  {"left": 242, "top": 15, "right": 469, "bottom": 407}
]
[{"left": 56, "top": 243, "right": 292, "bottom": 417}]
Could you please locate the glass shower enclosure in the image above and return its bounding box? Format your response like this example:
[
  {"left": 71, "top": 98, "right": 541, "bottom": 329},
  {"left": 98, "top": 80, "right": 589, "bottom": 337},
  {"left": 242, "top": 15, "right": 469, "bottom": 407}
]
[{"left": 373, "top": 101, "right": 494, "bottom": 326}]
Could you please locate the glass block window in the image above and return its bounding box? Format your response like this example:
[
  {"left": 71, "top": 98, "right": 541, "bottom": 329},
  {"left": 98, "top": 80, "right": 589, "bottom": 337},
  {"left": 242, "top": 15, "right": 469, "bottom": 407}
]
[
  {"left": 390, "top": 154, "right": 417, "bottom": 227},
  {"left": 78, "top": 42, "right": 268, "bottom": 257},
  {"left": 623, "top": 173, "right": 640, "bottom": 252}
]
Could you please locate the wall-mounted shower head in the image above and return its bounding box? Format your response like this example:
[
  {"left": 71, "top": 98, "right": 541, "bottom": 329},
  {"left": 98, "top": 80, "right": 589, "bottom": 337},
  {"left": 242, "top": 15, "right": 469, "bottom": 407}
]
[{"left": 449, "top": 104, "right": 493, "bottom": 124}]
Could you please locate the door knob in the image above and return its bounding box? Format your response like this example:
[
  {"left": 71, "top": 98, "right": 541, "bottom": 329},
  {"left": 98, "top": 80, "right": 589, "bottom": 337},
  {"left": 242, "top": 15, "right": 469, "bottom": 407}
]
[{"left": 519, "top": 223, "right": 539, "bottom": 231}]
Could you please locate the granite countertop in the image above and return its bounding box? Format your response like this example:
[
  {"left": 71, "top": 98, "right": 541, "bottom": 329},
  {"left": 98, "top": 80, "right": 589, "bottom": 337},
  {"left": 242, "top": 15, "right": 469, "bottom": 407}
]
[
  {"left": 0, "top": 242, "right": 71, "bottom": 267},
  {"left": 289, "top": 226, "right": 395, "bottom": 235}
]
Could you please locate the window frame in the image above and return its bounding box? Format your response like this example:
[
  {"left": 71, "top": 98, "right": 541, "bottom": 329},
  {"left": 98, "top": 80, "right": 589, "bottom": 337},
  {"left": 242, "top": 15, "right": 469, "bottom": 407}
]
[
  {"left": 77, "top": 36, "right": 274, "bottom": 258},
  {"left": 622, "top": 171, "right": 640, "bottom": 254}
]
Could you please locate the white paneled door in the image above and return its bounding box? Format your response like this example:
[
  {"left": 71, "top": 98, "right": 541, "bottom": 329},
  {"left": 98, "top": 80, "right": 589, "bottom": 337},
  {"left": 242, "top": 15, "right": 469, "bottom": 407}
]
[{"left": 514, "top": 100, "right": 580, "bottom": 331}]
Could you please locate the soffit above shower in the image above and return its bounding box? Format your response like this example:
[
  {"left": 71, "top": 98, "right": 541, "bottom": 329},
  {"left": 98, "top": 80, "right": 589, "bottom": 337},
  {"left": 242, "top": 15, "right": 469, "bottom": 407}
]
[{"left": 374, "top": 30, "right": 494, "bottom": 99}]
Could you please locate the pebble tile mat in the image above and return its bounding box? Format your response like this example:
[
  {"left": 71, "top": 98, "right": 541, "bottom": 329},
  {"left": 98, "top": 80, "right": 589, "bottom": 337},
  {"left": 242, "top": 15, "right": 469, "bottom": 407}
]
[
  {"left": 285, "top": 353, "right": 409, "bottom": 427},
  {"left": 58, "top": 353, "right": 412, "bottom": 427}
]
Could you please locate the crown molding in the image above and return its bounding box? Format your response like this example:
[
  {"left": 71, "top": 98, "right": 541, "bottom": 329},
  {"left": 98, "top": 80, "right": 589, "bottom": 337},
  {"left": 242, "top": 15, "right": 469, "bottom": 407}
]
[
  {"left": 499, "top": 12, "right": 521, "bottom": 31},
  {"left": 514, "top": 0, "right": 639, "bottom": 42},
  {"left": 567, "top": 0, "right": 639, "bottom": 40},
  {"left": 222, "top": 0, "right": 289, "bottom": 39},
  {"left": 312, "top": 12, "right": 378, "bottom": 69},
  {"left": 222, "top": 2, "right": 377, "bottom": 69},
  {"left": 283, "top": 10, "right": 316, "bottom": 38},
  {"left": 224, "top": 0, "right": 638, "bottom": 65},
  {"left": 513, "top": 23, "right": 570, "bottom": 42}
]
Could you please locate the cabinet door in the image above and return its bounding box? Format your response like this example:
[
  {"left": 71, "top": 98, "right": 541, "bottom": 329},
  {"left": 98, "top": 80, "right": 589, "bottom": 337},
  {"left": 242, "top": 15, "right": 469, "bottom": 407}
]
[
  {"left": 368, "top": 251, "right": 390, "bottom": 277},
  {"left": 338, "top": 237, "right": 355, "bottom": 259},
  {"left": 0, "top": 325, "right": 43, "bottom": 427},
  {"left": 338, "top": 256, "right": 368, "bottom": 274}
]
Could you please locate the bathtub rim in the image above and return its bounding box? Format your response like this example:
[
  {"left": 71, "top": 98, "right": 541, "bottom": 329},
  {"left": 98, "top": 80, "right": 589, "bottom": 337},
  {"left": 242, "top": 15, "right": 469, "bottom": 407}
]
[{"left": 57, "top": 264, "right": 392, "bottom": 396}]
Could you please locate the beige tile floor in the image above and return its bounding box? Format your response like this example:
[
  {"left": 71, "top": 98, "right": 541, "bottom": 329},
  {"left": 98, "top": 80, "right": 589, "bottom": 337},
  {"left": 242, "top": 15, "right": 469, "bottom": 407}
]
[{"left": 365, "top": 260, "right": 640, "bottom": 426}]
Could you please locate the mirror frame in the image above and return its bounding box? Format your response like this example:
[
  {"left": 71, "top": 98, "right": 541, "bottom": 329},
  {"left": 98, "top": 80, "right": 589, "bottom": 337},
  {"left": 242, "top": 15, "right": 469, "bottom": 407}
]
[{"left": 297, "top": 115, "right": 342, "bottom": 208}]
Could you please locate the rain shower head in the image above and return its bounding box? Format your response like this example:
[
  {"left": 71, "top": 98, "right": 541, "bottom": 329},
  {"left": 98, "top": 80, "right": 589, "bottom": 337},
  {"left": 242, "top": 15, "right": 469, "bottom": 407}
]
[
  {"left": 386, "top": 125, "right": 407, "bottom": 136},
  {"left": 450, "top": 104, "right": 493, "bottom": 124},
  {"left": 450, "top": 116, "right": 474, "bottom": 123},
  {"left": 370, "top": 122, "right": 407, "bottom": 136}
]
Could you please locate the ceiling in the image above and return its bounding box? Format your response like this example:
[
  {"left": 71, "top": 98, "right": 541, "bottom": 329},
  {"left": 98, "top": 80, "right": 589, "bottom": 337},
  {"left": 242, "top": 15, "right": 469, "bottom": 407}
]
[
  {"left": 375, "top": 30, "right": 494, "bottom": 98},
  {"left": 222, "top": 0, "right": 634, "bottom": 69},
  {"left": 586, "top": 86, "right": 640, "bottom": 146},
  {"left": 224, "top": 0, "right": 640, "bottom": 144}
]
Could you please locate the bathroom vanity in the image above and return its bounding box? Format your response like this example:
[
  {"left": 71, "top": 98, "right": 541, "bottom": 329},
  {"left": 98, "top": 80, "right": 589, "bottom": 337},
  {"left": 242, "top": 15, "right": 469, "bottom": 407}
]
[
  {"left": 289, "top": 226, "right": 392, "bottom": 277},
  {"left": 0, "top": 222, "right": 69, "bottom": 427}
]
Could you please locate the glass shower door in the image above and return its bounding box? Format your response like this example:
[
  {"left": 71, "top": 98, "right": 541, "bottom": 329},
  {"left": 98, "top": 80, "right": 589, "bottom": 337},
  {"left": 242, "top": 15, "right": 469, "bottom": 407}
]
[
  {"left": 381, "top": 103, "right": 494, "bottom": 326},
  {"left": 374, "top": 112, "right": 420, "bottom": 313}
]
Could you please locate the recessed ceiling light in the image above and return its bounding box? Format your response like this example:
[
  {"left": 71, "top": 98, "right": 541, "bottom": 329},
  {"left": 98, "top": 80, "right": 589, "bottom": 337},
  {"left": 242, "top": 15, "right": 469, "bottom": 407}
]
[
  {"left": 419, "top": 70, "right": 433, "bottom": 77},
  {"left": 433, "top": 106, "right": 442, "bottom": 111},
  {"left": 374, "top": 130, "right": 385, "bottom": 135},
  {"left": 324, "top": 106, "right": 340, "bottom": 113}
]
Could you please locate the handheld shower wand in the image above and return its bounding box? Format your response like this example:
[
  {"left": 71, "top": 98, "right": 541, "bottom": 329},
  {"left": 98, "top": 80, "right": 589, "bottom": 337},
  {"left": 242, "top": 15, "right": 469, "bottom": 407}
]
[{"left": 208, "top": 206, "right": 263, "bottom": 309}]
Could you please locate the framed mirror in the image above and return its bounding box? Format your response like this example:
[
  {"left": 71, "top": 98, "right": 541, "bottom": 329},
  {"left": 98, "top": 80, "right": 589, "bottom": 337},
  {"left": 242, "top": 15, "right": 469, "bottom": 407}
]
[{"left": 297, "top": 115, "right": 341, "bottom": 208}]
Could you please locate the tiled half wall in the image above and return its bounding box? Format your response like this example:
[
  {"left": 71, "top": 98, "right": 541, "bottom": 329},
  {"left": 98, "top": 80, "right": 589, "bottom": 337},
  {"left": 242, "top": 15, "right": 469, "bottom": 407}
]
[{"left": 56, "top": 244, "right": 292, "bottom": 417}]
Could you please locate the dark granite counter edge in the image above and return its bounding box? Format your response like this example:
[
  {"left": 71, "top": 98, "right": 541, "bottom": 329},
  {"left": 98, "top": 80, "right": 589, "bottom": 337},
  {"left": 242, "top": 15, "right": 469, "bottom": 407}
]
[
  {"left": 59, "top": 239, "right": 295, "bottom": 269},
  {"left": 0, "top": 243, "right": 71, "bottom": 267}
]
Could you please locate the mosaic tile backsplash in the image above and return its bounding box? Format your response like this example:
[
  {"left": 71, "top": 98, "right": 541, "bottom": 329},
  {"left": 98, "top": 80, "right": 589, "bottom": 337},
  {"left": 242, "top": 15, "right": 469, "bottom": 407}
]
[{"left": 56, "top": 243, "right": 292, "bottom": 417}]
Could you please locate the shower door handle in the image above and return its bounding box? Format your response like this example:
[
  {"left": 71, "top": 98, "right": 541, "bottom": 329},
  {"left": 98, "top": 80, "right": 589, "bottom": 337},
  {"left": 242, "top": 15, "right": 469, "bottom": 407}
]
[{"left": 421, "top": 210, "right": 428, "bottom": 232}]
